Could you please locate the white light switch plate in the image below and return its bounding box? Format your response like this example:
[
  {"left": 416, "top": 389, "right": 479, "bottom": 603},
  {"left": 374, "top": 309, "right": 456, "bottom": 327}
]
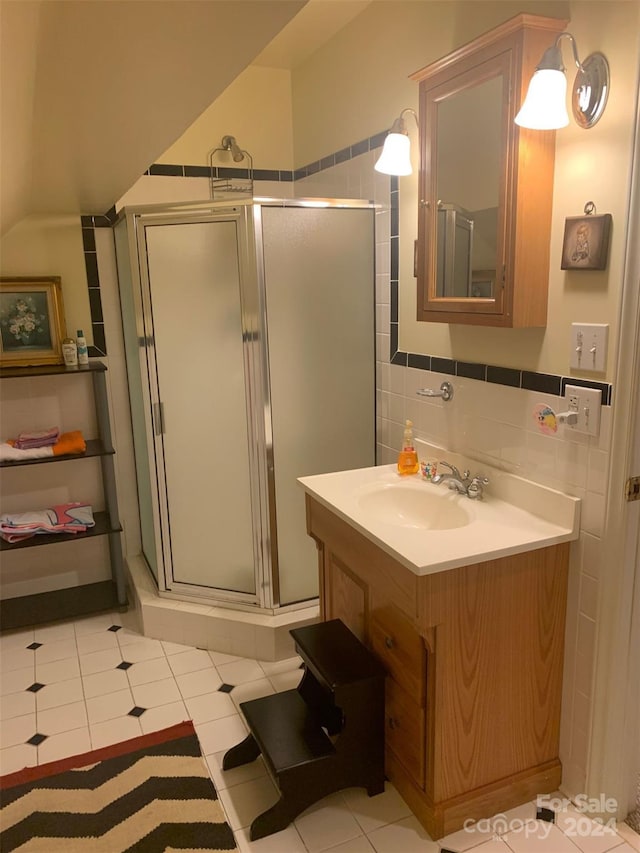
[
  {"left": 564, "top": 384, "right": 602, "bottom": 436},
  {"left": 570, "top": 323, "right": 609, "bottom": 372}
]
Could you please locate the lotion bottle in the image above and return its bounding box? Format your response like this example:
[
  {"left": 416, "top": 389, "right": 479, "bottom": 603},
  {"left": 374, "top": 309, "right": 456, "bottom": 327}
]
[
  {"left": 76, "top": 329, "right": 89, "bottom": 365},
  {"left": 397, "top": 419, "right": 419, "bottom": 475}
]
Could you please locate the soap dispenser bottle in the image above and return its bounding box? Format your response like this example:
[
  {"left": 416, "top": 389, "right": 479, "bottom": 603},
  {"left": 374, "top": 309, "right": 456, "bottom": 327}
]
[{"left": 397, "top": 419, "right": 419, "bottom": 475}]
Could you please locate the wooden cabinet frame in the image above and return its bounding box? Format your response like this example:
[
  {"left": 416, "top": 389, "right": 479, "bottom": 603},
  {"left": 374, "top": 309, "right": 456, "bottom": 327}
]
[{"left": 412, "top": 14, "right": 568, "bottom": 327}]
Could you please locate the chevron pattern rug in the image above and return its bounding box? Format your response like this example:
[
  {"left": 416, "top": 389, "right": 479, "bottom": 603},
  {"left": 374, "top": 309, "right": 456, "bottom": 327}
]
[{"left": 0, "top": 720, "right": 236, "bottom": 851}]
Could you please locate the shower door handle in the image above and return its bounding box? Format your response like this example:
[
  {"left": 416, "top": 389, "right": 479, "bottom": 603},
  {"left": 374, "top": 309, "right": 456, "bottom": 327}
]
[{"left": 153, "top": 402, "right": 166, "bottom": 435}]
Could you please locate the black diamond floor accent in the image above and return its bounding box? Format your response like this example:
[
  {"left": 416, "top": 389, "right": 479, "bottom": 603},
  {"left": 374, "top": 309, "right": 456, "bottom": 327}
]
[
  {"left": 128, "top": 706, "right": 146, "bottom": 717},
  {"left": 116, "top": 661, "right": 133, "bottom": 670},
  {"left": 26, "top": 642, "right": 42, "bottom": 650},
  {"left": 26, "top": 683, "right": 45, "bottom": 693},
  {"left": 108, "top": 625, "right": 122, "bottom": 632},
  {"left": 218, "top": 683, "right": 234, "bottom": 693},
  {"left": 27, "top": 733, "right": 48, "bottom": 746},
  {"left": 536, "top": 807, "right": 556, "bottom": 823}
]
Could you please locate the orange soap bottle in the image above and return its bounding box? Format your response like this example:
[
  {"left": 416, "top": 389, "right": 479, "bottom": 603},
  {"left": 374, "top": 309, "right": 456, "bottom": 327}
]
[{"left": 397, "top": 419, "right": 419, "bottom": 475}]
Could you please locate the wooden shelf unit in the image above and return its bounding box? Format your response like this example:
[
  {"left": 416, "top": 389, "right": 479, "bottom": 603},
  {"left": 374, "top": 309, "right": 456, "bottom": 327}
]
[{"left": 0, "top": 361, "right": 127, "bottom": 629}]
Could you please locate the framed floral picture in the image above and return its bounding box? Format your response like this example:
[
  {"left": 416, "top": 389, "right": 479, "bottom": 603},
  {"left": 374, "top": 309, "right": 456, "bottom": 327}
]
[{"left": 0, "top": 277, "right": 67, "bottom": 367}]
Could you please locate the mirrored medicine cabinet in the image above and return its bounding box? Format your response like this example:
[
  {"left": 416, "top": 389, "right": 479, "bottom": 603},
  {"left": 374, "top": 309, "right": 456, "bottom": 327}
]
[{"left": 411, "top": 14, "right": 567, "bottom": 327}]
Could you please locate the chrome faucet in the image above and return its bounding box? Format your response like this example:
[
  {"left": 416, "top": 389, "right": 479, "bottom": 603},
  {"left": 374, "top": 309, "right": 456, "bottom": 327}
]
[{"left": 432, "top": 461, "right": 489, "bottom": 499}]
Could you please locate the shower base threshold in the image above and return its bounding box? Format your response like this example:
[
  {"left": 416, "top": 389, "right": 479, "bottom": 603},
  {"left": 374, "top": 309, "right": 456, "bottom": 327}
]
[{"left": 126, "top": 555, "right": 319, "bottom": 661}]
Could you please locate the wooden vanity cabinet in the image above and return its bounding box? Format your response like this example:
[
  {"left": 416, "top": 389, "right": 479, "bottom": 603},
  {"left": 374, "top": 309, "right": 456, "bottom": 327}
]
[{"left": 305, "top": 495, "right": 569, "bottom": 839}]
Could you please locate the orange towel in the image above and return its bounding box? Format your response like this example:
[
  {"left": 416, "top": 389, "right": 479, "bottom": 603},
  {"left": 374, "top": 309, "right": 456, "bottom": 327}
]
[{"left": 52, "top": 430, "right": 86, "bottom": 456}]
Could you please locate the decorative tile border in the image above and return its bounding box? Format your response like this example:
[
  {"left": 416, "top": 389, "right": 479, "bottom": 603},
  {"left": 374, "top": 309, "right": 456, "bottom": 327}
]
[
  {"left": 80, "top": 130, "right": 613, "bottom": 408},
  {"left": 386, "top": 179, "right": 612, "bottom": 405}
]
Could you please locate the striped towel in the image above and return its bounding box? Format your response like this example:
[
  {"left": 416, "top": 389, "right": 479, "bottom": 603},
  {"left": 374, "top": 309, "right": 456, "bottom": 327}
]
[
  {"left": 0, "top": 503, "right": 95, "bottom": 543},
  {"left": 14, "top": 427, "right": 60, "bottom": 449}
]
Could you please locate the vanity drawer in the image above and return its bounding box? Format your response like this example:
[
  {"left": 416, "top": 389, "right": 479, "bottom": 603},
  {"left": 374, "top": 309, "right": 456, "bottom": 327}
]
[
  {"left": 370, "top": 604, "right": 426, "bottom": 705},
  {"left": 385, "top": 678, "right": 425, "bottom": 789}
]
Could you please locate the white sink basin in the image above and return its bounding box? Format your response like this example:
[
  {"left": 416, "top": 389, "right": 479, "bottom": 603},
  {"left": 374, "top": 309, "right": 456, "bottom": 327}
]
[
  {"left": 298, "top": 456, "right": 580, "bottom": 576},
  {"left": 356, "top": 480, "right": 471, "bottom": 530}
]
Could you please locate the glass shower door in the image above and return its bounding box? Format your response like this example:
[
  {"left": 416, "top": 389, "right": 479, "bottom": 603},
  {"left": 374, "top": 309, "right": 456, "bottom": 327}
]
[{"left": 142, "top": 217, "right": 256, "bottom": 595}]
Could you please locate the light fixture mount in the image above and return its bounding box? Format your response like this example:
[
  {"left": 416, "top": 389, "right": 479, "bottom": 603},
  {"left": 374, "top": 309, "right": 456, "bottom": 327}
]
[{"left": 572, "top": 52, "right": 609, "bottom": 128}]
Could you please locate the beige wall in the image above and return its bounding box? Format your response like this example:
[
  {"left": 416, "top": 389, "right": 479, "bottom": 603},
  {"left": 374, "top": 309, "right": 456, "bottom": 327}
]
[
  {"left": 291, "top": 0, "right": 638, "bottom": 382},
  {"left": 158, "top": 65, "right": 295, "bottom": 170},
  {"left": 0, "top": 215, "right": 91, "bottom": 345}
]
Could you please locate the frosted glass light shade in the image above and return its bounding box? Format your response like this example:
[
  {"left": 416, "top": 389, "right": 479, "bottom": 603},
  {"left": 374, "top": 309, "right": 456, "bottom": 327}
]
[
  {"left": 515, "top": 69, "right": 569, "bottom": 129},
  {"left": 374, "top": 133, "right": 412, "bottom": 176}
]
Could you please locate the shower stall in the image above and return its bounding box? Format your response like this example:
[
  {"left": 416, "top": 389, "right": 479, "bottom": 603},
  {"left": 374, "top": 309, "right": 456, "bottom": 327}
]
[{"left": 114, "top": 198, "right": 376, "bottom": 613}]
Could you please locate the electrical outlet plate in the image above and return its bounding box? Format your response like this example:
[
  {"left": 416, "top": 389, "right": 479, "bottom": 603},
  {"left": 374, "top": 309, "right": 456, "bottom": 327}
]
[
  {"left": 570, "top": 323, "right": 609, "bottom": 372},
  {"left": 564, "top": 384, "right": 602, "bottom": 436}
]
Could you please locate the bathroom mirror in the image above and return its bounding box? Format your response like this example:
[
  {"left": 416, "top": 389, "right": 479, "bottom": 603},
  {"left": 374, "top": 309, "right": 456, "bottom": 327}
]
[
  {"left": 434, "top": 76, "right": 502, "bottom": 299},
  {"left": 412, "top": 14, "right": 567, "bottom": 327}
]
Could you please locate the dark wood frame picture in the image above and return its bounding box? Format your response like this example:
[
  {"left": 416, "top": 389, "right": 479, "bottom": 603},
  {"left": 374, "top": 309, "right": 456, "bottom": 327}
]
[{"left": 561, "top": 213, "right": 612, "bottom": 271}]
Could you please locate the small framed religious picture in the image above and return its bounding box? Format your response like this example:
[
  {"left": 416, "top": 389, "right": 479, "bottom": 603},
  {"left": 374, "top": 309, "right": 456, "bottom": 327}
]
[{"left": 561, "top": 202, "right": 612, "bottom": 271}]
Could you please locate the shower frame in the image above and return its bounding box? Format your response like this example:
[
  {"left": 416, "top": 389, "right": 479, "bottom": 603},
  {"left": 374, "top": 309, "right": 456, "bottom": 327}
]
[{"left": 115, "top": 197, "right": 377, "bottom": 616}]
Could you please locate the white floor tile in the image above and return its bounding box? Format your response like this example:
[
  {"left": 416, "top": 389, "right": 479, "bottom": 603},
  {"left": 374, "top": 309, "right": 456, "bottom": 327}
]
[
  {"left": 230, "top": 678, "right": 275, "bottom": 708},
  {"left": 206, "top": 750, "right": 267, "bottom": 792},
  {"left": 175, "top": 667, "right": 223, "bottom": 699},
  {"left": 168, "top": 648, "right": 215, "bottom": 676},
  {"left": 36, "top": 656, "right": 80, "bottom": 684},
  {"left": 196, "top": 712, "right": 247, "bottom": 756},
  {"left": 86, "top": 688, "right": 135, "bottom": 724},
  {"left": 34, "top": 638, "right": 78, "bottom": 664},
  {"left": 38, "top": 700, "right": 88, "bottom": 736},
  {"left": 234, "top": 824, "right": 309, "bottom": 852},
  {"left": 218, "top": 774, "right": 280, "bottom": 831},
  {"left": 341, "top": 783, "right": 412, "bottom": 834},
  {"left": 78, "top": 647, "right": 123, "bottom": 676},
  {"left": 1, "top": 665, "right": 37, "bottom": 695},
  {"left": 0, "top": 645, "right": 35, "bottom": 671},
  {"left": 161, "top": 639, "right": 194, "bottom": 656},
  {"left": 1, "top": 713, "right": 36, "bottom": 748},
  {"left": 184, "top": 690, "right": 236, "bottom": 724},
  {"left": 139, "top": 700, "right": 189, "bottom": 734},
  {"left": 440, "top": 818, "right": 497, "bottom": 851},
  {"left": 0, "top": 629, "right": 35, "bottom": 650},
  {"left": 269, "top": 669, "right": 303, "bottom": 692},
  {"left": 127, "top": 656, "right": 173, "bottom": 686},
  {"left": 118, "top": 638, "right": 165, "bottom": 663},
  {"left": 555, "top": 806, "right": 623, "bottom": 853},
  {"left": 0, "top": 690, "right": 35, "bottom": 720},
  {"left": 616, "top": 823, "right": 640, "bottom": 851},
  {"left": 217, "top": 659, "right": 266, "bottom": 685},
  {"left": 208, "top": 651, "right": 241, "bottom": 666},
  {"left": 82, "top": 667, "right": 130, "bottom": 699},
  {"left": 464, "top": 840, "right": 513, "bottom": 853},
  {"left": 34, "top": 622, "right": 75, "bottom": 642},
  {"left": 366, "top": 814, "right": 439, "bottom": 853},
  {"left": 37, "top": 726, "right": 92, "bottom": 764},
  {"left": 323, "top": 837, "right": 377, "bottom": 853},
  {"left": 503, "top": 820, "right": 578, "bottom": 852},
  {"left": 258, "top": 656, "right": 303, "bottom": 677},
  {"left": 294, "top": 793, "right": 366, "bottom": 853},
  {"left": 131, "top": 677, "right": 182, "bottom": 708},
  {"left": 74, "top": 614, "right": 121, "bottom": 636},
  {"left": 36, "top": 677, "right": 84, "bottom": 710},
  {"left": 76, "top": 630, "right": 119, "bottom": 656},
  {"left": 609, "top": 843, "right": 638, "bottom": 853},
  {"left": 0, "top": 742, "right": 38, "bottom": 775},
  {"left": 90, "top": 714, "right": 142, "bottom": 750}
]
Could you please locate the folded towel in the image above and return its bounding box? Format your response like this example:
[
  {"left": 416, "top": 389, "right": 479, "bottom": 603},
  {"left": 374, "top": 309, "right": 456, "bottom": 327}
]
[
  {"left": 0, "top": 503, "right": 95, "bottom": 543},
  {"left": 1, "top": 430, "right": 86, "bottom": 463},
  {"left": 14, "top": 427, "right": 60, "bottom": 449}
]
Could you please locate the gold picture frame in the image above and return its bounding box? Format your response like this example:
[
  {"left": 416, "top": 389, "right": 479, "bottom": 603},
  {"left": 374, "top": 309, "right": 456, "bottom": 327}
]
[{"left": 0, "top": 277, "right": 67, "bottom": 367}]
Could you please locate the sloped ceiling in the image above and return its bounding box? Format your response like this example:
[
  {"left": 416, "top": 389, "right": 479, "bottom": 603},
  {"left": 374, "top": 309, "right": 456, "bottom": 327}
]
[{"left": 0, "top": 0, "right": 306, "bottom": 234}]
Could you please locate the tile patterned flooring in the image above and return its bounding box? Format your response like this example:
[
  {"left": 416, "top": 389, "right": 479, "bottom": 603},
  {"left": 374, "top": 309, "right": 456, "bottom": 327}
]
[{"left": 1, "top": 608, "right": 639, "bottom": 853}]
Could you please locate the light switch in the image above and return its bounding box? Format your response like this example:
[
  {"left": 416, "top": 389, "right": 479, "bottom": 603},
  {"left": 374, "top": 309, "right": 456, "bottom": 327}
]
[{"left": 570, "top": 323, "right": 608, "bottom": 372}]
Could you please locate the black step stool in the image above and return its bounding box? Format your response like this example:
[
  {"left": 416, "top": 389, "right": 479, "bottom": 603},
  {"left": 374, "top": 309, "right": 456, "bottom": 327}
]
[{"left": 223, "top": 618, "right": 386, "bottom": 840}]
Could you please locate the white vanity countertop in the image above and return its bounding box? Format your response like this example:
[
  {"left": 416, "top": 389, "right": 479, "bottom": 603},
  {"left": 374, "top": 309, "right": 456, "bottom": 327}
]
[{"left": 298, "top": 455, "right": 581, "bottom": 576}]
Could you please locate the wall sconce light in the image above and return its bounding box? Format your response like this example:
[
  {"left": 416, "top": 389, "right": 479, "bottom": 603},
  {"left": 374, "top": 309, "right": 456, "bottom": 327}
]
[
  {"left": 515, "top": 33, "right": 609, "bottom": 130},
  {"left": 374, "top": 108, "right": 419, "bottom": 175}
]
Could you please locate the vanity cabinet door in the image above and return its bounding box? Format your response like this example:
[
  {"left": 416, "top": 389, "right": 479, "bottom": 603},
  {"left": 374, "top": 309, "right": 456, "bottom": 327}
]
[
  {"left": 370, "top": 604, "right": 426, "bottom": 706},
  {"left": 411, "top": 13, "right": 567, "bottom": 327},
  {"left": 322, "top": 549, "right": 368, "bottom": 643},
  {"left": 385, "top": 679, "right": 426, "bottom": 789}
]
